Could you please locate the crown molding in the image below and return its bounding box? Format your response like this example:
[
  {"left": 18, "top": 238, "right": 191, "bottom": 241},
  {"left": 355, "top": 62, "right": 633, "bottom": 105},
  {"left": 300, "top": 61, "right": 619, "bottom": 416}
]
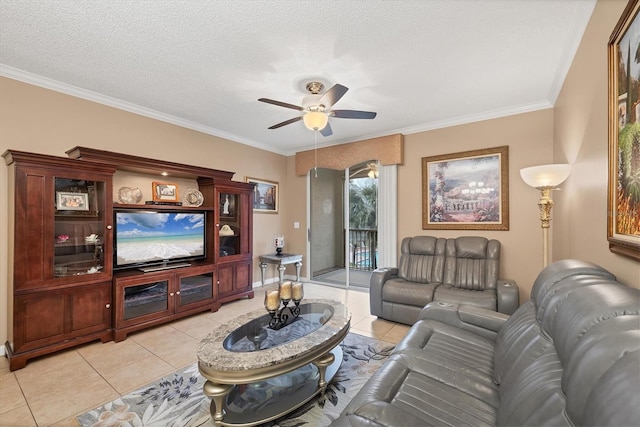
[{"left": 0, "top": 65, "right": 291, "bottom": 156}]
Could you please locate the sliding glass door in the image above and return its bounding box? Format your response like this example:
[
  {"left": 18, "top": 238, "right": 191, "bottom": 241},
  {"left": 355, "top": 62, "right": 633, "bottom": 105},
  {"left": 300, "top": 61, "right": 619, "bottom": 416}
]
[
  {"left": 309, "top": 168, "right": 346, "bottom": 286},
  {"left": 308, "top": 161, "right": 379, "bottom": 289}
]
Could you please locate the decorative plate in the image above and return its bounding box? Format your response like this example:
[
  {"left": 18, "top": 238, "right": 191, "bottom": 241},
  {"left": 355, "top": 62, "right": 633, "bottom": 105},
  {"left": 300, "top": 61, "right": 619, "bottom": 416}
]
[
  {"left": 183, "top": 188, "right": 204, "bottom": 207},
  {"left": 117, "top": 187, "right": 143, "bottom": 204}
]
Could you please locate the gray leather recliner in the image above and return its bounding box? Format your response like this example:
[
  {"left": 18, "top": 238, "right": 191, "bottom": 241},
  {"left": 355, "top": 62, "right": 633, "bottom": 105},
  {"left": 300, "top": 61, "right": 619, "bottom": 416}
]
[
  {"left": 333, "top": 259, "right": 640, "bottom": 427},
  {"left": 370, "top": 236, "right": 446, "bottom": 325},
  {"left": 370, "top": 236, "right": 518, "bottom": 325}
]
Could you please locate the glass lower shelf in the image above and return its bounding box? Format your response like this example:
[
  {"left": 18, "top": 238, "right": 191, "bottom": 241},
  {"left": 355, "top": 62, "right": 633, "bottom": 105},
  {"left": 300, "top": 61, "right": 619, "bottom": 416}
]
[
  {"left": 219, "top": 345, "right": 343, "bottom": 426},
  {"left": 54, "top": 262, "right": 103, "bottom": 276}
]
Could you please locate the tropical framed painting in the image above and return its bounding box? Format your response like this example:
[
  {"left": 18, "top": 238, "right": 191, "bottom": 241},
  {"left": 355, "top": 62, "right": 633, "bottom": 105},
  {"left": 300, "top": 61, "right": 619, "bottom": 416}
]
[
  {"left": 422, "top": 146, "right": 509, "bottom": 230},
  {"left": 246, "top": 177, "right": 278, "bottom": 213},
  {"left": 608, "top": 0, "right": 640, "bottom": 261}
]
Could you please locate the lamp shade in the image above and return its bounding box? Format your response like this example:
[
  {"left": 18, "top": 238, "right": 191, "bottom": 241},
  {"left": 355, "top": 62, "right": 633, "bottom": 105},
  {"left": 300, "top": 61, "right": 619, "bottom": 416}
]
[
  {"left": 303, "top": 111, "right": 328, "bottom": 131},
  {"left": 520, "top": 164, "right": 571, "bottom": 189}
]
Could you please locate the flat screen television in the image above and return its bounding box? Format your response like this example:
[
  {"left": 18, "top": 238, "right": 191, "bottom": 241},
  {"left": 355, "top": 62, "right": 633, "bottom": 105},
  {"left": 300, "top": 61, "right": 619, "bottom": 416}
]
[{"left": 114, "top": 209, "right": 206, "bottom": 270}]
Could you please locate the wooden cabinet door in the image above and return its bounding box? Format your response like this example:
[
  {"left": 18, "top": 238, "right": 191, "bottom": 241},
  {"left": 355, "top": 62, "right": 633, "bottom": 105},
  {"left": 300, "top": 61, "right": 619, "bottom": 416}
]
[
  {"left": 217, "top": 263, "right": 236, "bottom": 298},
  {"left": 13, "top": 282, "right": 111, "bottom": 354},
  {"left": 69, "top": 282, "right": 112, "bottom": 337},
  {"left": 14, "top": 292, "right": 66, "bottom": 353},
  {"left": 234, "top": 259, "right": 252, "bottom": 294},
  {"left": 217, "top": 259, "right": 253, "bottom": 301}
]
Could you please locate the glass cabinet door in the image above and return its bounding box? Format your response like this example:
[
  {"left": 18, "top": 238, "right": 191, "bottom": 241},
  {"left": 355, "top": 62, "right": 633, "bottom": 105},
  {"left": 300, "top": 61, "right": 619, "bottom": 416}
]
[
  {"left": 177, "top": 271, "right": 214, "bottom": 308},
  {"left": 53, "top": 177, "right": 108, "bottom": 278},
  {"left": 219, "top": 192, "right": 242, "bottom": 258},
  {"left": 122, "top": 280, "right": 169, "bottom": 320}
]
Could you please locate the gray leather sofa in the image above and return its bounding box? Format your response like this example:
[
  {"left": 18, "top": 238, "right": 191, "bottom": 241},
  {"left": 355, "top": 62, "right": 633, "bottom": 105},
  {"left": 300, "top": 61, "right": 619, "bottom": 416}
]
[
  {"left": 370, "top": 236, "right": 518, "bottom": 325},
  {"left": 333, "top": 260, "right": 640, "bottom": 427}
]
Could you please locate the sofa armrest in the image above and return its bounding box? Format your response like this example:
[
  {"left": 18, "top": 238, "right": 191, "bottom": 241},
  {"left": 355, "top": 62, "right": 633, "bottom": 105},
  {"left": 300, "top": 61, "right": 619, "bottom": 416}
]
[
  {"left": 418, "top": 301, "right": 509, "bottom": 341},
  {"left": 497, "top": 278, "right": 519, "bottom": 315},
  {"left": 369, "top": 267, "right": 398, "bottom": 317}
]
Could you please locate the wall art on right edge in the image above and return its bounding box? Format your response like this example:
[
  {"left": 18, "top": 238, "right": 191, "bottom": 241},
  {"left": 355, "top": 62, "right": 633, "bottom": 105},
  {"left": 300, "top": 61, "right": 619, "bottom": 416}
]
[
  {"left": 422, "top": 146, "right": 509, "bottom": 230},
  {"left": 608, "top": 0, "right": 640, "bottom": 261}
]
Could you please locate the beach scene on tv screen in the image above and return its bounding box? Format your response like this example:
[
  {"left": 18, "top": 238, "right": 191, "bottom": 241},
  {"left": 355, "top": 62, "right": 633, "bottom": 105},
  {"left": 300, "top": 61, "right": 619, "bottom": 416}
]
[{"left": 116, "top": 212, "right": 205, "bottom": 265}]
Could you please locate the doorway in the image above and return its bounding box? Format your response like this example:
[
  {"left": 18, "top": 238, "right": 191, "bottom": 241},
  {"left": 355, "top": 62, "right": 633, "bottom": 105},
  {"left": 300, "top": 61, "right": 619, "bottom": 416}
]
[{"left": 308, "top": 161, "right": 378, "bottom": 289}]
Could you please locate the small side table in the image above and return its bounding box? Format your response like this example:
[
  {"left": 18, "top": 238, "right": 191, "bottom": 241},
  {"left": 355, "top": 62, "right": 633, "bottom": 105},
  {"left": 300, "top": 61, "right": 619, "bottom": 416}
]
[{"left": 259, "top": 253, "right": 303, "bottom": 285}]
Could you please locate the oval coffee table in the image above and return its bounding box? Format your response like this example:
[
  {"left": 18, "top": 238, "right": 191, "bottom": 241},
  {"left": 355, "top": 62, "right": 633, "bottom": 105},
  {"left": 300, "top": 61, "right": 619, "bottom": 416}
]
[{"left": 197, "top": 298, "right": 351, "bottom": 426}]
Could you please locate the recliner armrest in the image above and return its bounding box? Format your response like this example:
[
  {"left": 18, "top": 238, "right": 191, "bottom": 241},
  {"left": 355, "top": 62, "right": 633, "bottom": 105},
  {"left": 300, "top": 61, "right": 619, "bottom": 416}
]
[
  {"left": 418, "top": 301, "right": 509, "bottom": 341},
  {"left": 369, "top": 267, "right": 398, "bottom": 317},
  {"left": 497, "top": 278, "right": 519, "bottom": 315}
]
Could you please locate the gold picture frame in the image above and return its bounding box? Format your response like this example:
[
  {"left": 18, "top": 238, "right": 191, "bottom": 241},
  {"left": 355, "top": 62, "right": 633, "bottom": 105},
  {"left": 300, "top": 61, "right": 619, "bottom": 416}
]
[
  {"left": 608, "top": 0, "right": 640, "bottom": 261},
  {"left": 152, "top": 182, "right": 179, "bottom": 202},
  {"left": 422, "top": 146, "right": 509, "bottom": 230},
  {"left": 246, "top": 177, "right": 278, "bottom": 213}
]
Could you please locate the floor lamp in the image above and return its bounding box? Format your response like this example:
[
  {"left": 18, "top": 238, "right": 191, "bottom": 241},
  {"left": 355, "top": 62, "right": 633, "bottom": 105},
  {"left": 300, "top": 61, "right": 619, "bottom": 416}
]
[{"left": 520, "top": 164, "right": 571, "bottom": 267}]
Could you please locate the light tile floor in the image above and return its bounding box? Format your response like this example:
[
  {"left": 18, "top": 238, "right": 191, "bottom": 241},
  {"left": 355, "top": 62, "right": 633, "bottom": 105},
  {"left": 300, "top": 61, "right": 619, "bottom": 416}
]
[{"left": 0, "top": 283, "right": 410, "bottom": 426}]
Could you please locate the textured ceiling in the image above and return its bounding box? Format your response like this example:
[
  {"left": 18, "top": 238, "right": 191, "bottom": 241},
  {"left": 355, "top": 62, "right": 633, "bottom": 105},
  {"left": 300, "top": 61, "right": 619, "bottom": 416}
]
[{"left": 0, "top": 0, "right": 596, "bottom": 155}]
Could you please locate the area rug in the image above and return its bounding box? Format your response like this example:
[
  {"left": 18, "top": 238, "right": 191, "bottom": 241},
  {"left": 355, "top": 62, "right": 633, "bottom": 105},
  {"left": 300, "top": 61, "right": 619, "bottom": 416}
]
[{"left": 77, "top": 333, "right": 394, "bottom": 427}]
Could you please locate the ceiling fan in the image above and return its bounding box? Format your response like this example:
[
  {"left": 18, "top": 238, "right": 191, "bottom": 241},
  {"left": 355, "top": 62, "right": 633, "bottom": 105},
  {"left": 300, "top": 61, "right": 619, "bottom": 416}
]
[{"left": 258, "top": 82, "right": 377, "bottom": 137}]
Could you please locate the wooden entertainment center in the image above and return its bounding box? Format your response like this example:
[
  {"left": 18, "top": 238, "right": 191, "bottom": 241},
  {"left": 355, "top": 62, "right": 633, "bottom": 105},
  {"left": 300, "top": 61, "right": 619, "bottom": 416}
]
[{"left": 3, "top": 147, "right": 255, "bottom": 371}]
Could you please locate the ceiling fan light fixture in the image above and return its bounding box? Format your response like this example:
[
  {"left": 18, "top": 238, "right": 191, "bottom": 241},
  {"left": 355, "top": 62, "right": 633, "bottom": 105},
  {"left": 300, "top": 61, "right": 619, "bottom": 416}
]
[{"left": 303, "top": 111, "right": 329, "bottom": 131}]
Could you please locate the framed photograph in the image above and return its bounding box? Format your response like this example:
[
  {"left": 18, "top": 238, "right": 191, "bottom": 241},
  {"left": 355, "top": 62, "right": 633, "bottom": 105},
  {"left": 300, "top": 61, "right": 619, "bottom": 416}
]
[
  {"left": 422, "top": 146, "right": 509, "bottom": 230},
  {"left": 152, "top": 182, "right": 178, "bottom": 202},
  {"left": 246, "top": 177, "right": 278, "bottom": 213},
  {"left": 608, "top": 0, "right": 640, "bottom": 261},
  {"left": 219, "top": 193, "right": 236, "bottom": 219},
  {"left": 56, "top": 192, "right": 89, "bottom": 211}
]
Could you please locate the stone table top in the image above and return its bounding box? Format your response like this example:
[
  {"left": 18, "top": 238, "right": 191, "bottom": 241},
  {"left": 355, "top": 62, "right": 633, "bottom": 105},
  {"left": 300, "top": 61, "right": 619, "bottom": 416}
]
[{"left": 197, "top": 298, "right": 350, "bottom": 377}]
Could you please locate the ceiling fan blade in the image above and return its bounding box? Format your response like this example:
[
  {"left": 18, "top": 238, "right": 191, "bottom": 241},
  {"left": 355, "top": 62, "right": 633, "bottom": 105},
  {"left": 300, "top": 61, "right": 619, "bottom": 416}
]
[
  {"left": 331, "top": 110, "right": 377, "bottom": 119},
  {"left": 318, "top": 84, "right": 348, "bottom": 107},
  {"left": 320, "top": 122, "right": 333, "bottom": 137},
  {"left": 258, "top": 98, "right": 304, "bottom": 111},
  {"left": 268, "top": 116, "right": 302, "bottom": 129}
]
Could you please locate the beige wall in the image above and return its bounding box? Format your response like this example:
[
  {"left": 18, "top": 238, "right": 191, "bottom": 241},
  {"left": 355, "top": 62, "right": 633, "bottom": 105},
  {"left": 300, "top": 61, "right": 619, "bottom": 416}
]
[
  {"left": 283, "top": 0, "right": 639, "bottom": 301},
  {"left": 399, "top": 110, "right": 555, "bottom": 303},
  {"left": 554, "top": 0, "right": 639, "bottom": 287},
  {"left": 0, "top": 77, "right": 290, "bottom": 349},
  {"left": 2, "top": 0, "right": 639, "bottom": 351}
]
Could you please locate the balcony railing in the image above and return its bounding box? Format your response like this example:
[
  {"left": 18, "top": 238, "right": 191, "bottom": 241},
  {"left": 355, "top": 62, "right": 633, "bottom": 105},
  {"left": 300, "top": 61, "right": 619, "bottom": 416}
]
[{"left": 349, "top": 228, "right": 377, "bottom": 271}]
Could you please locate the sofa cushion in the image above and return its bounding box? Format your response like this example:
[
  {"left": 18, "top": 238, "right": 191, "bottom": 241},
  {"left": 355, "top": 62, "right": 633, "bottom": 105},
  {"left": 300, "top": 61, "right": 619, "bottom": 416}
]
[
  {"left": 444, "top": 237, "right": 499, "bottom": 290},
  {"left": 395, "top": 320, "right": 495, "bottom": 378},
  {"left": 433, "top": 285, "right": 496, "bottom": 311},
  {"left": 563, "top": 317, "right": 640, "bottom": 425},
  {"left": 341, "top": 355, "right": 497, "bottom": 427},
  {"left": 493, "top": 301, "right": 553, "bottom": 385},
  {"left": 496, "top": 348, "right": 567, "bottom": 426},
  {"left": 530, "top": 259, "right": 617, "bottom": 324},
  {"left": 381, "top": 278, "right": 438, "bottom": 307},
  {"left": 541, "top": 283, "right": 640, "bottom": 364},
  {"left": 397, "top": 236, "right": 445, "bottom": 283},
  {"left": 583, "top": 349, "right": 640, "bottom": 427},
  {"left": 392, "top": 320, "right": 498, "bottom": 408}
]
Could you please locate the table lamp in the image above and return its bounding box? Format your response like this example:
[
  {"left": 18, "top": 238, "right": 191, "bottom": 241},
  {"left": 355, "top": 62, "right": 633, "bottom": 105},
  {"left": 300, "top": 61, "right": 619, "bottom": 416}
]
[{"left": 274, "top": 234, "right": 285, "bottom": 256}]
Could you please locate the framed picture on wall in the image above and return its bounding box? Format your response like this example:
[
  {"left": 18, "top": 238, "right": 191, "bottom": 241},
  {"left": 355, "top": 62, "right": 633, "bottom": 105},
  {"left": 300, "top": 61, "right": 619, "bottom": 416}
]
[
  {"left": 246, "top": 177, "right": 278, "bottom": 213},
  {"left": 422, "top": 146, "right": 509, "bottom": 230},
  {"left": 608, "top": 0, "right": 640, "bottom": 261}
]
